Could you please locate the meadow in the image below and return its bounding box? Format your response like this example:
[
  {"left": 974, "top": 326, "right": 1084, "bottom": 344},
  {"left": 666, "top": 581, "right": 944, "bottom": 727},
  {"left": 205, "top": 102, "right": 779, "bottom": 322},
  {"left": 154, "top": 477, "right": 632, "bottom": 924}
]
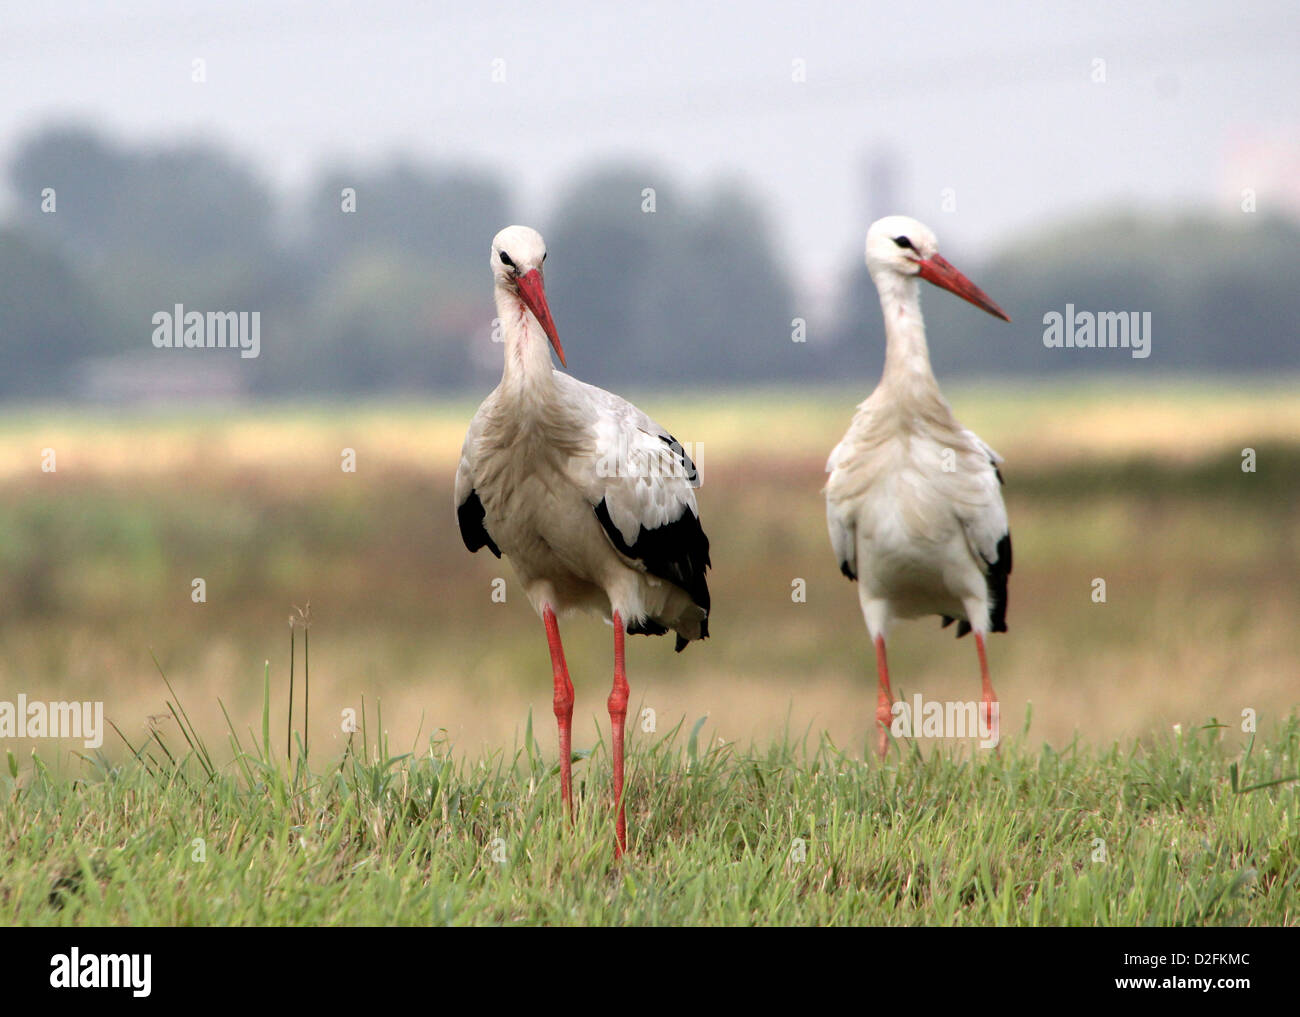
[{"left": 1, "top": 379, "right": 1297, "bottom": 924}]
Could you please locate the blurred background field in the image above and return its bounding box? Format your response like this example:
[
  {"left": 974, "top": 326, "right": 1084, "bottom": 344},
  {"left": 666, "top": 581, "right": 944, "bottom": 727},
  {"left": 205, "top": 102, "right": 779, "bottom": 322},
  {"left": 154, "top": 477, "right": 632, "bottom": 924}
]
[{"left": 3, "top": 381, "right": 1297, "bottom": 770}]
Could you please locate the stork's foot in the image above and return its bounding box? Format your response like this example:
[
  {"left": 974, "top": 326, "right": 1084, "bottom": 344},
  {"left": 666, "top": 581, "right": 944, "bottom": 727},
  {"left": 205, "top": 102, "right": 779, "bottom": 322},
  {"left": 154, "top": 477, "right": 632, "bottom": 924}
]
[
  {"left": 981, "top": 694, "right": 1001, "bottom": 755},
  {"left": 875, "top": 696, "right": 895, "bottom": 759}
]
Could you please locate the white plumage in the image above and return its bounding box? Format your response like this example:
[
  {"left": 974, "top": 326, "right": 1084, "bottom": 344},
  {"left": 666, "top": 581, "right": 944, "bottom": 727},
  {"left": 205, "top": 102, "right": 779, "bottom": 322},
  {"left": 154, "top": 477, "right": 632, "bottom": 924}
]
[
  {"left": 455, "top": 370, "right": 710, "bottom": 644},
  {"left": 825, "top": 394, "right": 1009, "bottom": 633}
]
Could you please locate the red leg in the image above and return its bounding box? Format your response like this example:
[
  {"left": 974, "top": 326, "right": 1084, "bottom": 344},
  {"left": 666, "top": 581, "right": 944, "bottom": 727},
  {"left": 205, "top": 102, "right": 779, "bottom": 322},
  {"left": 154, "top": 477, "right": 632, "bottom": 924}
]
[
  {"left": 974, "top": 632, "right": 999, "bottom": 746},
  {"left": 608, "top": 611, "right": 630, "bottom": 857},
  {"left": 543, "top": 606, "right": 574, "bottom": 821},
  {"left": 874, "top": 634, "right": 894, "bottom": 759}
]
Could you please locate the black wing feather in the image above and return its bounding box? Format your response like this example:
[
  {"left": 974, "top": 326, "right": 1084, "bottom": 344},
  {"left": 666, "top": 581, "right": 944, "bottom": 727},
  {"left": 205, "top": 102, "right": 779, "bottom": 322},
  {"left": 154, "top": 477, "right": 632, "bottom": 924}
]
[
  {"left": 984, "top": 450, "right": 1010, "bottom": 632},
  {"left": 593, "top": 497, "right": 711, "bottom": 618},
  {"left": 457, "top": 490, "right": 501, "bottom": 558},
  {"left": 985, "top": 531, "right": 1011, "bottom": 633}
]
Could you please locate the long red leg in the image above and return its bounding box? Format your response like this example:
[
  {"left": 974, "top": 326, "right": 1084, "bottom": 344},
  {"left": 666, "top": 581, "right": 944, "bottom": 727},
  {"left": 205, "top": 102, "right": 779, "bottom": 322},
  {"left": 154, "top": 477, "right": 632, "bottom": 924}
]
[
  {"left": 874, "top": 634, "right": 894, "bottom": 759},
  {"left": 543, "top": 606, "right": 574, "bottom": 821},
  {"left": 974, "top": 632, "right": 999, "bottom": 746},
  {"left": 608, "top": 611, "right": 630, "bottom": 857}
]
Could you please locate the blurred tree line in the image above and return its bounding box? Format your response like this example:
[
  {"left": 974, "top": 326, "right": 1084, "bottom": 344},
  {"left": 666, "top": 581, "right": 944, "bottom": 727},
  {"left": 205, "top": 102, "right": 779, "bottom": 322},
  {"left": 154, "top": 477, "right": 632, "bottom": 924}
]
[{"left": 2, "top": 123, "right": 1297, "bottom": 401}]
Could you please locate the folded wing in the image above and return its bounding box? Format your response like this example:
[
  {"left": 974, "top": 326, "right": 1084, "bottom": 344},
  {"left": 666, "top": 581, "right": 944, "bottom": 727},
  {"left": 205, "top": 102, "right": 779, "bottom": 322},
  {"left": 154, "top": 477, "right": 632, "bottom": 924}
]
[{"left": 568, "top": 376, "right": 712, "bottom": 626}]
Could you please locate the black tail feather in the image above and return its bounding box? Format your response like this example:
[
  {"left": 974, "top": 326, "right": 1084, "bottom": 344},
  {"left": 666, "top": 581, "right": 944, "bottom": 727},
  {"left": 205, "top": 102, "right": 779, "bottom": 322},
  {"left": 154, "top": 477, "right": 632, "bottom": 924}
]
[{"left": 939, "top": 531, "right": 1012, "bottom": 638}]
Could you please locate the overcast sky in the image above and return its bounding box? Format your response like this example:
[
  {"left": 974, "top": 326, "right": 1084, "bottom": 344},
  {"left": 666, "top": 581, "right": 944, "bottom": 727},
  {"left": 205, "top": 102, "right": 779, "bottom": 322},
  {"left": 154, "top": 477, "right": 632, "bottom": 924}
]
[{"left": 3, "top": 1, "right": 1297, "bottom": 289}]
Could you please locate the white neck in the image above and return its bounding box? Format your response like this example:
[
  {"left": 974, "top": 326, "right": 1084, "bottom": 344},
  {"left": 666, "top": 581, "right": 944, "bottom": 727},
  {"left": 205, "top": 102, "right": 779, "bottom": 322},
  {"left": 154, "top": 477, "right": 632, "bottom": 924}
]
[
  {"left": 872, "top": 268, "right": 938, "bottom": 395},
  {"left": 495, "top": 281, "right": 556, "bottom": 406}
]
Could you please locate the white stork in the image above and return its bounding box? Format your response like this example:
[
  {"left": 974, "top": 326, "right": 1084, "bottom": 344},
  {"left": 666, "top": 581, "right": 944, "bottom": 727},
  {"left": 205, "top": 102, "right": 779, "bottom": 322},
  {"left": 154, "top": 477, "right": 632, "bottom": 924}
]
[
  {"left": 825, "top": 215, "right": 1012, "bottom": 758},
  {"left": 455, "top": 225, "right": 711, "bottom": 855}
]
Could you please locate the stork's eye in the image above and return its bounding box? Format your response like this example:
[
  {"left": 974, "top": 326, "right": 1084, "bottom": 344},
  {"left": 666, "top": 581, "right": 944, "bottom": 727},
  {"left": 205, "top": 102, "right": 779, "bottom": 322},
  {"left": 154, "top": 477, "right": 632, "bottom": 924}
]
[
  {"left": 892, "top": 236, "right": 915, "bottom": 251},
  {"left": 499, "top": 251, "right": 515, "bottom": 268}
]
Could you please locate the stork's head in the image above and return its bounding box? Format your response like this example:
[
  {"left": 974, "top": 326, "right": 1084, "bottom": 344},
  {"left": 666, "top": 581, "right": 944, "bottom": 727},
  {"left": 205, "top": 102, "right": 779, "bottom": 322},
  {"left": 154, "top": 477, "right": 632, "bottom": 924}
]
[
  {"left": 490, "top": 224, "right": 565, "bottom": 366},
  {"left": 865, "top": 215, "right": 1010, "bottom": 322}
]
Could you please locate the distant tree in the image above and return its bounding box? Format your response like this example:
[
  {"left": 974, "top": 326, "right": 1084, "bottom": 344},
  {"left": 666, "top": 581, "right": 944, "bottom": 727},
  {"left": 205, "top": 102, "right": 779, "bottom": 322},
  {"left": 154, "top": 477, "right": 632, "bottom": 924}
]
[
  {"left": 546, "top": 166, "right": 795, "bottom": 389},
  {"left": 7, "top": 124, "right": 283, "bottom": 379},
  {"left": 0, "top": 228, "right": 127, "bottom": 398},
  {"left": 9, "top": 124, "right": 275, "bottom": 265},
  {"left": 284, "top": 161, "right": 512, "bottom": 392},
  {"left": 299, "top": 162, "right": 509, "bottom": 280},
  {"left": 267, "top": 250, "right": 481, "bottom": 394}
]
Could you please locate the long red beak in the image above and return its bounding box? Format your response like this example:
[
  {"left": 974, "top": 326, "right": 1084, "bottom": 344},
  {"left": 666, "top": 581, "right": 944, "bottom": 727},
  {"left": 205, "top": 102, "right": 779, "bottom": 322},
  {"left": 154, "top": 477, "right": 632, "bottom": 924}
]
[
  {"left": 917, "top": 254, "right": 1011, "bottom": 322},
  {"left": 515, "top": 269, "right": 565, "bottom": 367}
]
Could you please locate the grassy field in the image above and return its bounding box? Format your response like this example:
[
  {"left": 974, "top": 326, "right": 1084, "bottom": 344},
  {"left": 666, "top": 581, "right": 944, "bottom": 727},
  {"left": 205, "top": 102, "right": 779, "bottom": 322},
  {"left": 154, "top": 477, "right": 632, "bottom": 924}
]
[
  {"left": 3, "top": 694, "right": 1297, "bottom": 925},
  {"left": 1, "top": 380, "right": 1298, "bottom": 924}
]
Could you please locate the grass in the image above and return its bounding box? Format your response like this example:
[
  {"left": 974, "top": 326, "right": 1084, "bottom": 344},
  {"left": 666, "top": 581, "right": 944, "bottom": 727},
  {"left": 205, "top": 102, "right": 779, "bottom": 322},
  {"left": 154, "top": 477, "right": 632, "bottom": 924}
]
[{"left": 3, "top": 673, "right": 1297, "bottom": 925}]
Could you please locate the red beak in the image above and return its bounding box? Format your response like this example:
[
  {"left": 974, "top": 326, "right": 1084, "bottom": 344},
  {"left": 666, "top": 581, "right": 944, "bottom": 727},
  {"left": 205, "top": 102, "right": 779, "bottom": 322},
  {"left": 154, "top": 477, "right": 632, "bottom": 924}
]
[
  {"left": 515, "top": 269, "right": 565, "bottom": 367},
  {"left": 917, "top": 254, "right": 1011, "bottom": 322}
]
